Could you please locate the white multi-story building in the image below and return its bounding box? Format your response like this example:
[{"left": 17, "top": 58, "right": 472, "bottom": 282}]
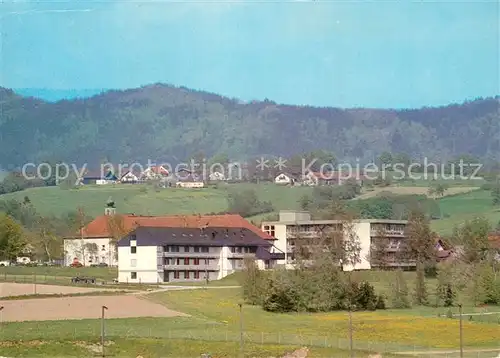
[
  {"left": 117, "top": 226, "right": 284, "bottom": 283},
  {"left": 261, "top": 210, "right": 409, "bottom": 271}
]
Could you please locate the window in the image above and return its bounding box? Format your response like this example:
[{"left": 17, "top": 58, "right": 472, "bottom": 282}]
[
  {"left": 131, "top": 272, "right": 137, "bottom": 279},
  {"left": 174, "top": 271, "right": 179, "bottom": 279},
  {"left": 176, "top": 258, "right": 181, "bottom": 265},
  {"left": 201, "top": 247, "right": 209, "bottom": 253},
  {"left": 194, "top": 271, "right": 200, "bottom": 279},
  {"left": 184, "top": 271, "right": 190, "bottom": 279},
  {"left": 184, "top": 246, "right": 190, "bottom": 253},
  {"left": 171, "top": 246, "right": 180, "bottom": 252},
  {"left": 194, "top": 246, "right": 200, "bottom": 252},
  {"left": 101, "top": 245, "right": 106, "bottom": 251},
  {"left": 164, "top": 246, "right": 170, "bottom": 252},
  {"left": 131, "top": 246, "right": 137, "bottom": 254},
  {"left": 194, "top": 258, "right": 199, "bottom": 265},
  {"left": 204, "top": 259, "right": 209, "bottom": 265},
  {"left": 230, "top": 247, "right": 236, "bottom": 253},
  {"left": 184, "top": 258, "right": 189, "bottom": 265},
  {"left": 130, "top": 259, "right": 137, "bottom": 267}
]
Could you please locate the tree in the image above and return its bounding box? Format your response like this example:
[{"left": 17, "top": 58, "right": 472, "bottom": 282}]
[
  {"left": 32, "top": 216, "right": 61, "bottom": 262},
  {"left": 107, "top": 214, "right": 129, "bottom": 262},
  {"left": 227, "top": 189, "right": 274, "bottom": 217},
  {"left": 400, "top": 210, "right": 435, "bottom": 305},
  {"left": 491, "top": 182, "right": 500, "bottom": 205},
  {"left": 436, "top": 262, "right": 456, "bottom": 307},
  {"left": 0, "top": 213, "right": 25, "bottom": 261},
  {"left": 83, "top": 242, "right": 99, "bottom": 263},
  {"left": 242, "top": 256, "right": 264, "bottom": 305},
  {"left": 454, "top": 217, "right": 491, "bottom": 264},
  {"left": 369, "top": 228, "right": 391, "bottom": 270},
  {"left": 391, "top": 269, "right": 411, "bottom": 308},
  {"left": 378, "top": 151, "right": 393, "bottom": 168}
]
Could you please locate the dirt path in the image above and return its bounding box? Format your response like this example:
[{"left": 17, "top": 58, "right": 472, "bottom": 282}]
[
  {"left": 0, "top": 283, "right": 122, "bottom": 297},
  {"left": 0, "top": 295, "right": 187, "bottom": 322}
]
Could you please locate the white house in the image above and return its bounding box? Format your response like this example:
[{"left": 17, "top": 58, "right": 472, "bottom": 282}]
[
  {"left": 117, "top": 226, "right": 284, "bottom": 283},
  {"left": 274, "top": 173, "right": 293, "bottom": 185},
  {"left": 176, "top": 181, "right": 204, "bottom": 188},
  {"left": 261, "top": 210, "right": 410, "bottom": 271},
  {"left": 120, "top": 171, "right": 139, "bottom": 183}
]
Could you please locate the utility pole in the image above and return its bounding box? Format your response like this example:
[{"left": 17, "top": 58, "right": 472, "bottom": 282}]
[
  {"left": 348, "top": 305, "right": 354, "bottom": 358},
  {"left": 458, "top": 304, "right": 463, "bottom": 358},
  {"left": 101, "top": 305, "right": 108, "bottom": 357},
  {"left": 239, "top": 303, "right": 244, "bottom": 358}
]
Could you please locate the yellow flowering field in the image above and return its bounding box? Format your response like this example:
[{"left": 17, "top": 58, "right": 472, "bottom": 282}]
[{"left": 149, "top": 288, "right": 500, "bottom": 349}]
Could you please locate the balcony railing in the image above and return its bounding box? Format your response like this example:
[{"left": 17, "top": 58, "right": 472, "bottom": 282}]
[
  {"left": 227, "top": 252, "right": 255, "bottom": 258},
  {"left": 370, "top": 229, "right": 405, "bottom": 237},
  {"left": 160, "top": 264, "right": 219, "bottom": 271},
  {"left": 287, "top": 231, "right": 324, "bottom": 238},
  {"left": 161, "top": 251, "right": 220, "bottom": 258}
]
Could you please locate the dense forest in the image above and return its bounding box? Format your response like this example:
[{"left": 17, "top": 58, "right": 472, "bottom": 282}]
[{"left": 0, "top": 84, "right": 498, "bottom": 168}]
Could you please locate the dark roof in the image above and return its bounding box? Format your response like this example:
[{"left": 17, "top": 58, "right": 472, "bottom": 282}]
[{"left": 118, "top": 226, "right": 273, "bottom": 247}]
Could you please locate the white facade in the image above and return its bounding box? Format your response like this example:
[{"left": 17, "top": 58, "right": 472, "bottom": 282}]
[
  {"left": 63, "top": 238, "right": 118, "bottom": 267},
  {"left": 118, "top": 242, "right": 272, "bottom": 284},
  {"left": 120, "top": 171, "right": 139, "bottom": 182},
  {"left": 261, "top": 210, "right": 407, "bottom": 271},
  {"left": 176, "top": 181, "right": 204, "bottom": 188}
]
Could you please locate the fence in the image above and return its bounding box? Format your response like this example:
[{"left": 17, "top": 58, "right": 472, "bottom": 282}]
[{"left": 0, "top": 322, "right": 497, "bottom": 358}]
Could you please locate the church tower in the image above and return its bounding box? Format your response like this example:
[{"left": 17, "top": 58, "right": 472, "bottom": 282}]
[{"left": 104, "top": 196, "right": 116, "bottom": 216}]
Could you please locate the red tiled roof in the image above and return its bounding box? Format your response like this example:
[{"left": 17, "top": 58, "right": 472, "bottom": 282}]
[
  {"left": 145, "top": 166, "right": 169, "bottom": 175},
  {"left": 75, "top": 214, "right": 274, "bottom": 240}
]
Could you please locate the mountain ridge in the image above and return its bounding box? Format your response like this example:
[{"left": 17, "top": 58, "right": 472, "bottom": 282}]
[{"left": 0, "top": 83, "right": 499, "bottom": 167}]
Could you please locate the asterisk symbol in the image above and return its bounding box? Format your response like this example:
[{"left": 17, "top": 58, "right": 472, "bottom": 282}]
[
  {"left": 274, "top": 157, "right": 287, "bottom": 170},
  {"left": 256, "top": 157, "right": 269, "bottom": 171}
]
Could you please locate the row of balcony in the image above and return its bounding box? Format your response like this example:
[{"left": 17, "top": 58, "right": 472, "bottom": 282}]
[
  {"left": 158, "top": 264, "right": 220, "bottom": 271},
  {"left": 159, "top": 252, "right": 253, "bottom": 258}
]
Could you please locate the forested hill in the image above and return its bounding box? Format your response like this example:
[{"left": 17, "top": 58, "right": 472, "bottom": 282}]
[{"left": 0, "top": 84, "right": 498, "bottom": 167}]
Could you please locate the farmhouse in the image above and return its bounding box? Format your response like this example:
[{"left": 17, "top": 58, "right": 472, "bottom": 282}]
[
  {"left": 118, "top": 226, "right": 283, "bottom": 283},
  {"left": 261, "top": 210, "right": 410, "bottom": 271}
]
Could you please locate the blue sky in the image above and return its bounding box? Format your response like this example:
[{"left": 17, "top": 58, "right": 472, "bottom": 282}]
[{"left": 1, "top": 0, "right": 498, "bottom": 108}]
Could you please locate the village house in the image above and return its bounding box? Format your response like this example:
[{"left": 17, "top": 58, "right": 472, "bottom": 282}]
[
  {"left": 80, "top": 169, "right": 118, "bottom": 185},
  {"left": 274, "top": 173, "right": 295, "bottom": 186},
  {"left": 140, "top": 165, "right": 169, "bottom": 181}
]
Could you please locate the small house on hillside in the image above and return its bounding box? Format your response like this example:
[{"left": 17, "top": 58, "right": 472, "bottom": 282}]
[
  {"left": 81, "top": 169, "right": 118, "bottom": 185},
  {"left": 120, "top": 170, "right": 140, "bottom": 183},
  {"left": 140, "top": 165, "right": 169, "bottom": 180},
  {"left": 274, "top": 173, "right": 294, "bottom": 185},
  {"left": 209, "top": 172, "right": 226, "bottom": 181}
]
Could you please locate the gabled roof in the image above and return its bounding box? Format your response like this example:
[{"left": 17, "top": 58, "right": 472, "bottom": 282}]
[
  {"left": 69, "top": 213, "right": 274, "bottom": 240},
  {"left": 143, "top": 166, "right": 169, "bottom": 176}
]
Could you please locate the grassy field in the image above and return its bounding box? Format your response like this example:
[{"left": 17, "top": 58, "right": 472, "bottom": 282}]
[
  {"left": 430, "top": 189, "right": 500, "bottom": 235},
  {"left": 0, "top": 182, "right": 313, "bottom": 218},
  {"left": 0, "top": 270, "right": 498, "bottom": 357},
  {"left": 1, "top": 181, "right": 497, "bottom": 236}
]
